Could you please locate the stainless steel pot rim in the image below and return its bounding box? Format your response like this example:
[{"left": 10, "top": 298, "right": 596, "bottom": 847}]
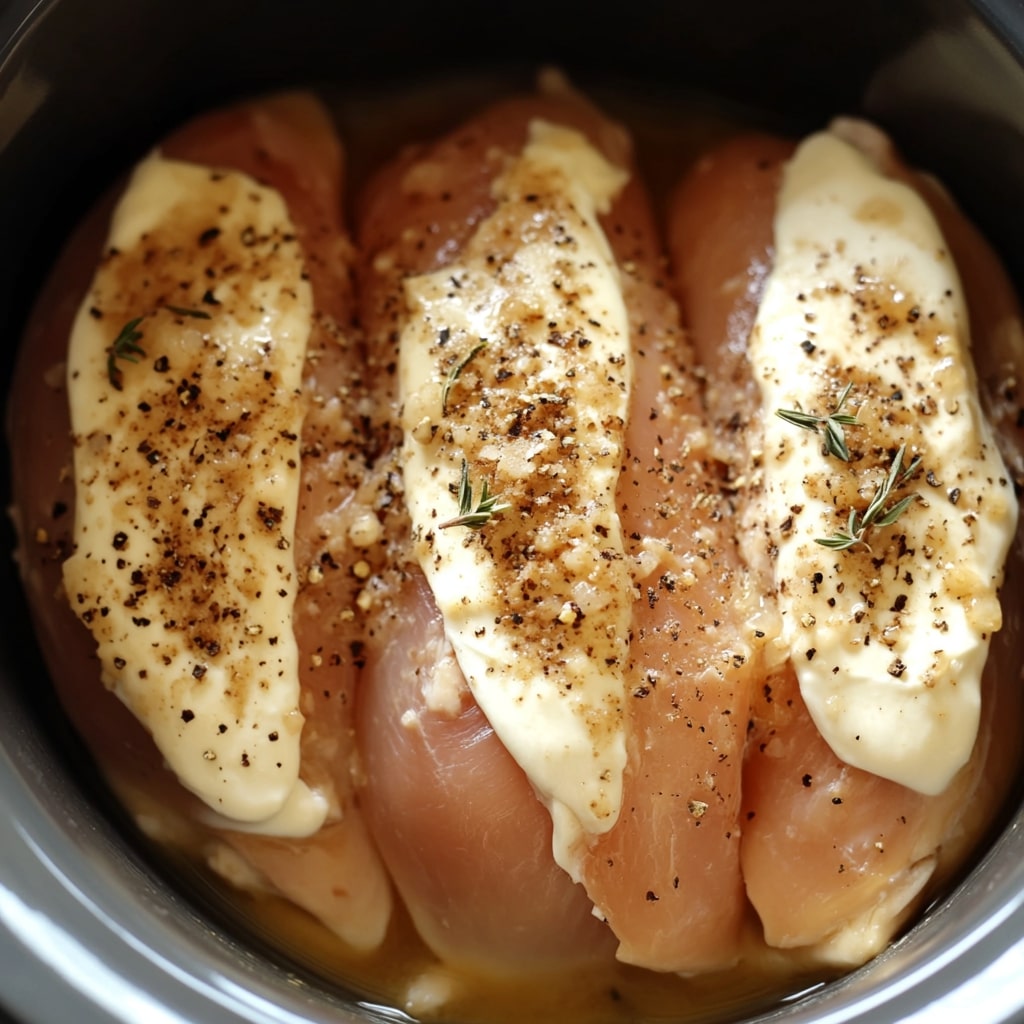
[{"left": 2, "top": 740, "right": 1023, "bottom": 1024}]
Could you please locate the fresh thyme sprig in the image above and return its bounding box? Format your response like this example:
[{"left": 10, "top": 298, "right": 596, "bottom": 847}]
[
  {"left": 106, "top": 316, "right": 146, "bottom": 391},
  {"left": 441, "top": 339, "right": 488, "bottom": 415},
  {"left": 816, "top": 444, "right": 922, "bottom": 551},
  {"left": 776, "top": 382, "right": 859, "bottom": 461},
  {"left": 105, "top": 306, "right": 213, "bottom": 390},
  {"left": 438, "top": 459, "right": 511, "bottom": 530},
  {"left": 164, "top": 304, "right": 212, "bottom": 320}
]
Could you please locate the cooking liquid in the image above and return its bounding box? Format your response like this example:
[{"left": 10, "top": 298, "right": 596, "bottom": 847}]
[{"left": 10, "top": 71, "right": 1024, "bottom": 1024}]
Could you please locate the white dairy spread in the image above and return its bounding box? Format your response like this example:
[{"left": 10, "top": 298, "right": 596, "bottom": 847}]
[
  {"left": 750, "top": 132, "right": 1017, "bottom": 794},
  {"left": 400, "top": 121, "right": 632, "bottom": 871},
  {"left": 63, "top": 154, "right": 327, "bottom": 836}
]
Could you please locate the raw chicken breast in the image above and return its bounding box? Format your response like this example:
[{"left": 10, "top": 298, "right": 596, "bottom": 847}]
[
  {"left": 7, "top": 91, "right": 392, "bottom": 951},
  {"left": 355, "top": 77, "right": 759, "bottom": 974},
  {"left": 667, "top": 125, "right": 1022, "bottom": 962}
]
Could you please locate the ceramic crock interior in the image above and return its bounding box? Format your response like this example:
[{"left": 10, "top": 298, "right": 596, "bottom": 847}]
[{"left": 2, "top": 1, "right": 1023, "bottom": 1022}]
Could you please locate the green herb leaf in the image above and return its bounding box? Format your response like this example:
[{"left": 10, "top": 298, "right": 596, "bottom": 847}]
[
  {"left": 105, "top": 306, "right": 214, "bottom": 391},
  {"left": 816, "top": 444, "right": 921, "bottom": 552},
  {"left": 776, "top": 382, "right": 858, "bottom": 461},
  {"left": 873, "top": 494, "right": 918, "bottom": 528},
  {"left": 438, "top": 459, "right": 511, "bottom": 530},
  {"left": 164, "top": 304, "right": 212, "bottom": 319},
  {"left": 442, "top": 339, "right": 488, "bottom": 415},
  {"left": 106, "top": 317, "right": 147, "bottom": 391}
]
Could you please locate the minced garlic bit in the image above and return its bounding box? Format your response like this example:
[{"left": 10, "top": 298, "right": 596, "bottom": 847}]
[
  {"left": 687, "top": 800, "right": 709, "bottom": 819},
  {"left": 749, "top": 132, "right": 1018, "bottom": 794},
  {"left": 63, "top": 154, "right": 326, "bottom": 836},
  {"left": 400, "top": 120, "right": 632, "bottom": 872}
]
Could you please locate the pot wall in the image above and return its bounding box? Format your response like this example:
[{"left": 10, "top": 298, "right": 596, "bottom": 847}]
[{"left": 2, "top": 2, "right": 1023, "bottom": 1022}]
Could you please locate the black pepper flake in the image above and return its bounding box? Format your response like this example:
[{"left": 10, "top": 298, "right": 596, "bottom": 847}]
[
  {"left": 241, "top": 752, "right": 250, "bottom": 767},
  {"left": 831, "top": 797, "right": 843, "bottom": 805},
  {"left": 887, "top": 658, "right": 907, "bottom": 678},
  {"left": 645, "top": 891, "right": 659, "bottom": 902},
  {"left": 192, "top": 664, "right": 207, "bottom": 680},
  {"left": 181, "top": 709, "right": 195, "bottom": 723},
  {"left": 112, "top": 531, "right": 129, "bottom": 551},
  {"left": 258, "top": 503, "right": 284, "bottom": 530},
  {"left": 802, "top": 773, "right": 813, "bottom": 787},
  {"left": 800, "top": 339, "right": 816, "bottom": 354},
  {"left": 948, "top": 487, "right": 961, "bottom": 505},
  {"left": 198, "top": 227, "right": 221, "bottom": 246},
  {"left": 177, "top": 380, "right": 201, "bottom": 405},
  {"left": 350, "top": 640, "right": 366, "bottom": 670},
  {"left": 806, "top": 648, "right": 817, "bottom": 661}
]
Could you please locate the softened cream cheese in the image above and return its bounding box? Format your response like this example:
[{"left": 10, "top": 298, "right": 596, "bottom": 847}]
[
  {"left": 750, "top": 132, "right": 1017, "bottom": 794},
  {"left": 400, "top": 121, "right": 632, "bottom": 871},
  {"left": 63, "top": 154, "right": 327, "bottom": 836}
]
